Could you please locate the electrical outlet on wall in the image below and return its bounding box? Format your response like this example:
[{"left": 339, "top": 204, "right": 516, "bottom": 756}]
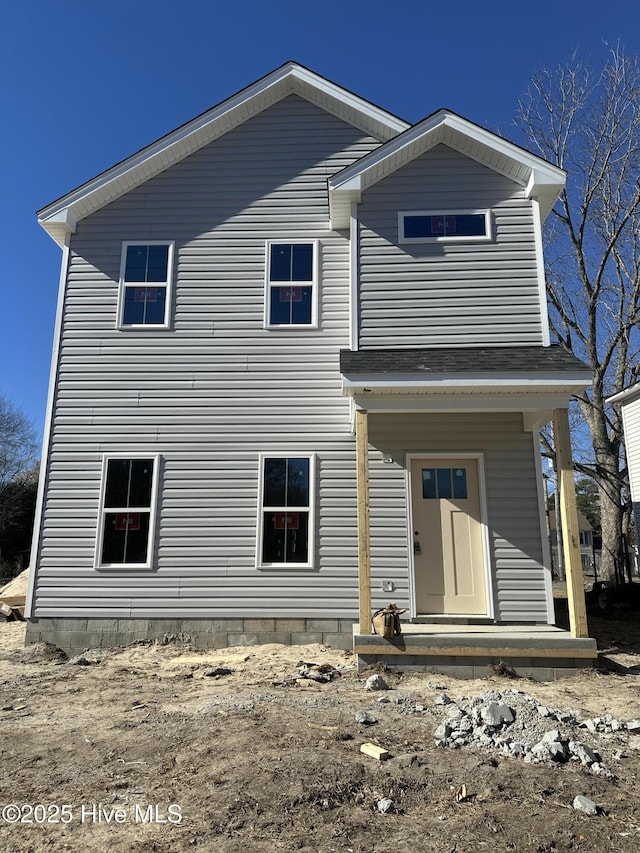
[{"left": 382, "top": 580, "right": 394, "bottom": 593}]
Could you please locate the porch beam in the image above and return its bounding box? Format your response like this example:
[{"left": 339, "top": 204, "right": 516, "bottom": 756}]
[
  {"left": 553, "top": 408, "right": 589, "bottom": 638},
  {"left": 355, "top": 408, "right": 372, "bottom": 634}
]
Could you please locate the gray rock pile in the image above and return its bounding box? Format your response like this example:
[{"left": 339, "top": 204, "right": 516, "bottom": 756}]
[{"left": 432, "top": 688, "right": 636, "bottom": 778}]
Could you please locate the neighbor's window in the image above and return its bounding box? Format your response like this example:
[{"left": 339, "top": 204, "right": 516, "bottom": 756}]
[
  {"left": 266, "top": 242, "right": 317, "bottom": 326},
  {"left": 258, "top": 456, "right": 314, "bottom": 566},
  {"left": 97, "top": 457, "right": 158, "bottom": 567},
  {"left": 399, "top": 211, "right": 491, "bottom": 243},
  {"left": 119, "top": 242, "right": 174, "bottom": 327}
]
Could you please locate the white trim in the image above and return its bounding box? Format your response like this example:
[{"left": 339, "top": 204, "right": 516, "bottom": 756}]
[
  {"left": 531, "top": 199, "right": 551, "bottom": 346},
  {"left": 255, "top": 453, "right": 316, "bottom": 569},
  {"left": 398, "top": 209, "right": 492, "bottom": 244},
  {"left": 94, "top": 454, "right": 160, "bottom": 570},
  {"left": 117, "top": 241, "right": 175, "bottom": 329},
  {"left": 349, "top": 394, "right": 584, "bottom": 414},
  {"left": 349, "top": 202, "right": 359, "bottom": 350},
  {"left": 405, "top": 451, "right": 494, "bottom": 620},
  {"left": 264, "top": 240, "right": 319, "bottom": 329},
  {"left": 25, "top": 236, "right": 71, "bottom": 619},
  {"left": 533, "top": 433, "right": 556, "bottom": 624},
  {"left": 607, "top": 383, "right": 640, "bottom": 405},
  {"left": 342, "top": 373, "right": 591, "bottom": 391}
]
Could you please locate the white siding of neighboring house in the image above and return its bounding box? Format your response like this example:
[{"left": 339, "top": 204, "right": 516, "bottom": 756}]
[
  {"left": 31, "top": 96, "right": 383, "bottom": 620},
  {"left": 357, "top": 144, "right": 543, "bottom": 349},
  {"left": 620, "top": 396, "right": 640, "bottom": 540}
]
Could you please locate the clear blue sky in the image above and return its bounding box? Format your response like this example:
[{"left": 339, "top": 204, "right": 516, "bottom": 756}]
[{"left": 2, "top": 0, "right": 638, "bottom": 441}]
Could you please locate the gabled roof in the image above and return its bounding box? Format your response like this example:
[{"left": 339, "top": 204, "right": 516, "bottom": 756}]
[
  {"left": 328, "top": 109, "right": 565, "bottom": 229},
  {"left": 38, "top": 64, "right": 566, "bottom": 245},
  {"left": 37, "top": 62, "right": 409, "bottom": 246}
]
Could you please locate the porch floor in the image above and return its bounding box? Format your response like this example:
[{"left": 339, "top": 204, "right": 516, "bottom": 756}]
[{"left": 353, "top": 622, "right": 598, "bottom": 681}]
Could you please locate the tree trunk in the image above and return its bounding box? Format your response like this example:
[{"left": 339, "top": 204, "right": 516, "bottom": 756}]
[{"left": 599, "top": 480, "right": 623, "bottom": 582}]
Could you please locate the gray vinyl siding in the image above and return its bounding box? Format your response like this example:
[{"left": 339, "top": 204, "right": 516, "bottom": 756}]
[
  {"left": 358, "top": 144, "right": 543, "bottom": 349},
  {"left": 33, "top": 96, "right": 382, "bottom": 620},
  {"left": 367, "top": 412, "right": 549, "bottom": 622}
]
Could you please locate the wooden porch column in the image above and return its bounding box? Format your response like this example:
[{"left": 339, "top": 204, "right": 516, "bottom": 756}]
[
  {"left": 553, "top": 408, "right": 589, "bottom": 639},
  {"left": 355, "top": 408, "right": 372, "bottom": 634}
]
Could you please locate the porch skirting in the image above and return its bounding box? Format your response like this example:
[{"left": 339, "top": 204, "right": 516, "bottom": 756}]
[{"left": 354, "top": 623, "right": 597, "bottom": 680}]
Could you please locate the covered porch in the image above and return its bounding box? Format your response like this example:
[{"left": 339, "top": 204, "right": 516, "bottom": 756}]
[{"left": 342, "top": 346, "right": 598, "bottom": 677}]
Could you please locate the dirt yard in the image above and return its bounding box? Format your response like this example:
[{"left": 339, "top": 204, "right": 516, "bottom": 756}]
[{"left": 1, "top": 613, "right": 640, "bottom": 853}]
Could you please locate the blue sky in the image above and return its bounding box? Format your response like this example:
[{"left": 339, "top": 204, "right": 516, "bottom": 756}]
[{"left": 2, "top": 0, "right": 639, "bottom": 441}]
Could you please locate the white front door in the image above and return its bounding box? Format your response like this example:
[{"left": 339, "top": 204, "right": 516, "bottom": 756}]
[{"left": 410, "top": 457, "right": 487, "bottom": 615}]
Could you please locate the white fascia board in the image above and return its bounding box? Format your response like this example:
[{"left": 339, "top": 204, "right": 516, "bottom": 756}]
[
  {"left": 349, "top": 393, "right": 581, "bottom": 414},
  {"left": 341, "top": 372, "right": 592, "bottom": 393},
  {"left": 607, "top": 383, "right": 640, "bottom": 405},
  {"left": 290, "top": 66, "right": 408, "bottom": 137},
  {"left": 330, "top": 110, "right": 565, "bottom": 199},
  {"left": 38, "top": 63, "right": 408, "bottom": 246}
]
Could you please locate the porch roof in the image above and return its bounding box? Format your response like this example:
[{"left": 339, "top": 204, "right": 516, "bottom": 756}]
[
  {"left": 340, "top": 345, "right": 588, "bottom": 375},
  {"left": 340, "top": 346, "right": 591, "bottom": 417}
]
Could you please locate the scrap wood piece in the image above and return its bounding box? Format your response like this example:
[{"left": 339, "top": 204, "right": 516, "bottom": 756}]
[
  {"left": 360, "top": 742, "right": 390, "bottom": 760},
  {"left": 454, "top": 784, "right": 475, "bottom": 803},
  {"left": 307, "top": 722, "right": 338, "bottom": 732}
]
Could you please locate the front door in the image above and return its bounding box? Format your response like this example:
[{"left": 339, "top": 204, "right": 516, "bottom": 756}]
[{"left": 410, "top": 457, "right": 487, "bottom": 615}]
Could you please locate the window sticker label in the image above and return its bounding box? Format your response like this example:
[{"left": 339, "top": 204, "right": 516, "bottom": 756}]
[
  {"left": 274, "top": 512, "right": 299, "bottom": 530},
  {"left": 115, "top": 513, "right": 141, "bottom": 531}
]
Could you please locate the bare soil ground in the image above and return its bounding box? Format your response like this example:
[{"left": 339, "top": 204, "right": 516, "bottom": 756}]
[{"left": 1, "top": 613, "right": 640, "bottom": 853}]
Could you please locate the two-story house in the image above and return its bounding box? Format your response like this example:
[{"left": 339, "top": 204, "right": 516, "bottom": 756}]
[{"left": 26, "top": 62, "right": 596, "bottom": 676}]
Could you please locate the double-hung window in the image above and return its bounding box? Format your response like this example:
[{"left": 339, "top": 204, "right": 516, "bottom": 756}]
[
  {"left": 265, "top": 241, "right": 317, "bottom": 327},
  {"left": 399, "top": 211, "right": 491, "bottom": 243},
  {"left": 257, "top": 455, "right": 314, "bottom": 567},
  {"left": 118, "top": 242, "right": 174, "bottom": 327},
  {"left": 96, "top": 456, "right": 159, "bottom": 568}
]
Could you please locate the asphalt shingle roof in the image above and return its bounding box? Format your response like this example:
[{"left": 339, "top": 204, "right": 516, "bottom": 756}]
[{"left": 339, "top": 345, "right": 589, "bottom": 375}]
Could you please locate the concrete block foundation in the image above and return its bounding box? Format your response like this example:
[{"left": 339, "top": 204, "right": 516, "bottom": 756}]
[{"left": 25, "top": 617, "right": 355, "bottom": 654}]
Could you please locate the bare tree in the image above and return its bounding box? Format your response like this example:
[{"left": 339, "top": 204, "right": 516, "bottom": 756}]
[
  {"left": 0, "top": 395, "right": 38, "bottom": 575},
  {"left": 515, "top": 47, "right": 640, "bottom": 580}
]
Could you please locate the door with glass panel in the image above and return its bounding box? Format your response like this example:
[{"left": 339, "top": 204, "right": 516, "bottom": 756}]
[{"left": 410, "top": 458, "right": 487, "bottom": 615}]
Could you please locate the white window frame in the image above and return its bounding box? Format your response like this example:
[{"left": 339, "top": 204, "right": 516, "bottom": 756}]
[
  {"left": 255, "top": 453, "right": 316, "bottom": 569},
  {"left": 94, "top": 454, "right": 160, "bottom": 570},
  {"left": 398, "top": 210, "right": 492, "bottom": 243},
  {"left": 264, "top": 240, "right": 319, "bottom": 329},
  {"left": 117, "top": 241, "right": 175, "bottom": 329}
]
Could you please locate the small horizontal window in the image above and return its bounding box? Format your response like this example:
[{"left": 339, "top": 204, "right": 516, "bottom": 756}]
[
  {"left": 265, "top": 242, "right": 318, "bottom": 327},
  {"left": 118, "top": 242, "right": 174, "bottom": 327},
  {"left": 399, "top": 211, "right": 491, "bottom": 243}
]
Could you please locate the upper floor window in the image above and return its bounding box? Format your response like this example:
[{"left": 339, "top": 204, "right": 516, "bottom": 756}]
[
  {"left": 96, "top": 456, "right": 159, "bottom": 568},
  {"left": 118, "top": 242, "right": 174, "bottom": 327},
  {"left": 265, "top": 241, "right": 318, "bottom": 327},
  {"left": 399, "top": 211, "right": 491, "bottom": 243}
]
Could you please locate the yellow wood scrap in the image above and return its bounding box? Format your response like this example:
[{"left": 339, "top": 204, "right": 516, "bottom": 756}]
[{"left": 360, "top": 742, "right": 390, "bottom": 760}]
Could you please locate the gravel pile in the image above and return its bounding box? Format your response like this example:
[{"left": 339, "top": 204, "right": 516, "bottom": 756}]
[{"left": 431, "top": 687, "right": 639, "bottom": 777}]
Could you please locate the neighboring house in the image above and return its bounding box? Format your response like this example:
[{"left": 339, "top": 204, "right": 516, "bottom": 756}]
[
  {"left": 547, "top": 510, "right": 598, "bottom": 575},
  {"left": 26, "top": 62, "right": 595, "bottom": 670},
  {"left": 608, "top": 384, "right": 640, "bottom": 551}
]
